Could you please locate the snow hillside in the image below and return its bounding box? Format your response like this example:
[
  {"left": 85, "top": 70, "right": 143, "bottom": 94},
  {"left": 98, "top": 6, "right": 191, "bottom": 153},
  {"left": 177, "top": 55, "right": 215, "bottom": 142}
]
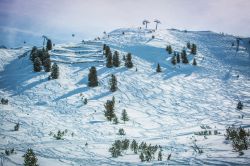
[{"left": 0, "top": 28, "right": 250, "bottom": 165}]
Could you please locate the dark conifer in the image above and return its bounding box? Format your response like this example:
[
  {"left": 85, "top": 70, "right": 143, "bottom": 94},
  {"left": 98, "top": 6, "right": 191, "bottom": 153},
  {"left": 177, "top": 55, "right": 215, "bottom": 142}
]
[
  {"left": 51, "top": 63, "right": 59, "bottom": 79},
  {"left": 121, "top": 109, "right": 129, "bottom": 123},
  {"left": 113, "top": 51, "right": 120, "bottom": 67},
  {"left": 46, "top": 39, "right": 52, "bottom": 50},
  {"left": 156, "top": 63, "right": 162, "bottom": 72},
  {"left": 88, "top": 66, "right": 98, "bottom": 87},
  {"left": 23, "top": 148, "right": 38, "bottom": 166},
  {"left": 33, "top": 57, "right": 42, "bottom": 72},
  {"left": 109, "top": 74, "right": 117, "bottom": 92},
  {"left": 125, "top": 53, "right": 133, "bottom": 68}
]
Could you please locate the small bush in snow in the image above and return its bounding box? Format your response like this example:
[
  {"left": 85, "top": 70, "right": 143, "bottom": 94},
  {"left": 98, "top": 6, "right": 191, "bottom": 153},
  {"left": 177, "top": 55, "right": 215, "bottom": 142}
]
[
  {"left": 237, "top": 101, "right": 243, "bottom": 110},
  {"left": 192, "top": 58, "right": 197, "bottom": 66},
  {"left": 83, "top": 98, "right": 88, "bottom": 105}
]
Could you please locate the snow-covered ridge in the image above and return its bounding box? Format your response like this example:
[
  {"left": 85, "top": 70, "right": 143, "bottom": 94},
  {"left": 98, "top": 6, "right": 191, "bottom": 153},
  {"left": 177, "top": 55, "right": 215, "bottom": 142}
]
[{"left": 0, "top": 28, "right": 250, "bottom": 165}]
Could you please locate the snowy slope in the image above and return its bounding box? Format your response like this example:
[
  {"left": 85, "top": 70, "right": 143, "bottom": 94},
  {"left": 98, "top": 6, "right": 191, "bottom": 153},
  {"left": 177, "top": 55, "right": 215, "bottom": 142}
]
[{"left": 0, "top": 28, "right": 250, "bottom": 165}]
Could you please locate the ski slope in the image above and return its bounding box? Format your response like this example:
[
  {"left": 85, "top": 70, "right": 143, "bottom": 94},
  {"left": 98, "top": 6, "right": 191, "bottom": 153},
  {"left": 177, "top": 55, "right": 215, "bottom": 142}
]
[{"left": 0, "top": 28, "right": 250, "bottom": 165}]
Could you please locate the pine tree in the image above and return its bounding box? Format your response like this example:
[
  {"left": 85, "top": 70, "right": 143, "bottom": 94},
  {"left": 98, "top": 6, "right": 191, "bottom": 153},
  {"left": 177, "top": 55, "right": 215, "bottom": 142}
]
[
  {"left": 237, "top": 101, "right": 243, "bottom": 110},
  {"left": 88, "top": 66, "right": 98, "bottom": 87},
  {"left": 106, "top": 51, "right": 113, "bottom": 68},
  {"left": 156, "top": 63, "right": 162, "bottom": 72},
  {"left": 171, "top": 55, "right": 177, "bottom": 65},
  {"left": 192, "top": 58, "right": 197, "bottom": 66},
  {"left": 33, "top": 57, "right": 42, "bottom": 72},
  {"left": 166, "top": 45, "right": 172, "bottom": 54},
  {"left": 118, "top": 128, "right": 125, "bottom": 135},
  {"left": 46, "top": 39, "right": 52, "bottom": 50},
  {"left": 14, "top": 122, "right": 20, "bottom": 131},
  {"left": 30, "top": 46, "right": 37, "bottom": 61},
  {"left": 181, "top": 50, "right": 189, "bottom": 64},
  {"left": 104, "top": 99, "right": 115, "bottom": 121},
  {"left": 113, "top": 51, "right": 120, "bottom": 67},
  {"left": 23, "top": 148, "right": 38, "bottom": 166},
  {"left": 113, "top": 115, "right": 119, "bottom": 124},
  {"left": 121, "top": 109, "right": 129, "bottom": 123},
  {"left": 103, "top": 44, "right": 106, "bottom": 54},
  {"left": 176, "top": 53, "right": 180, "bottom": 63},
  {"left": 187, "top": 42, "right": 191, "bottom": 49},
  {"left": 105, "top": 46, "right": 111, "bottom": 57},
  {"left": 121, "top": 139, "right": 130, "bottom": 151},
  {"left": 130, "top": 139, "right": 138, "bottom": 154},
  {"left": 51, "top": 63, "right": 59, "bottom": 79},
  {"left": 191, "top": 44, "right": 197, "bottom": 55},
  {"left": 125, "top": 53, "right": 133, "bottom": 68},
  {"left": 158, "top": 150, "right": 162, "bottom": 161},
  {"left": 43, "top": 58, "right": 51, "bottom": 72},
  {"left": 139, "top": 152, "right": 145, "bottom": 162},
  {"left": 109, "top": 74, "right": 118, "bottom": 92}
]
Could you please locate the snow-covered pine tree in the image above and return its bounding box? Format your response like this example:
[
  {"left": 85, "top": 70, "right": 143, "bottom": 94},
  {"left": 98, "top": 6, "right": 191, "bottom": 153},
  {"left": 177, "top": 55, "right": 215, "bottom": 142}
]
[
  {"left": 109, "top": 74, "right": 118, "bottom": 92},
  {"left": 46, "top": 39, "right": 52, "bottom": 50},
  {"left": 33, "top": 57, "right": 42, "bottom": 72},
  {"left": 105, "top": 45, "right": 111, "bottom": 57},
  {"left": 139, "top": 152, "right": 145, "bottom": 162},
  {"left": 121, "top": 109, "right": 129, "bottom": 123},
  {"left": 156, "top": 63, "right": 162, "bottom": 72},
  {"left": 113, "top": 51, "right": 120, "bottom": 67},
  {"left": 51, "top": 63, "right": 59, "bottom": 79},
  {"left": 125, "top": 53, "right": 133, "bottom": 68},
  {"left": 88, "top": 66, "right": 98, "bottom": 87},
  {"left": 23, "top": 148, "right": 38, "bottom": 166}
]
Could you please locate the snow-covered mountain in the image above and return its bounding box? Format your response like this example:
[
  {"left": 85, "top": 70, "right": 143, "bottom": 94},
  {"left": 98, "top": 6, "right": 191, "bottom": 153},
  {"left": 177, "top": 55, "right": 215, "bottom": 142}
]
[{"left": 0, "top": 28, "right": 250, "bottom": 165}]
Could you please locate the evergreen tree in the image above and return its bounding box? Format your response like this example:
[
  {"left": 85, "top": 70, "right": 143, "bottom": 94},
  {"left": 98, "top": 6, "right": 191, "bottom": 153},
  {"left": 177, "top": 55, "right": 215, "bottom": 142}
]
[
  {"left": 106, "top": 51, "right": 113, "bottom": 68},
  {"left": 125, "top": 53, "right": 133, "bottom": 68},
  {"left": 158, "top": 151, "right": 162, "bottom": 161},
  {"left": 46, "top": 39, "right": 52, "bottom": 50},
  {"left": 113, "top": 115, "right": 119, "bottom": 124},
  {"left": 105, "top": 46, "right": 111, "bottom": 57},
  {"left": 181, "top": 50, "right": 189, "bottom": 64},
  {"left": 88, "top": 66, "right": 98, "bottom": 87},
  {"left": 130, "top": 140, "right": 138, "bottom": 154},
  {"left": 166, "top": 45, "right": 172, "bottom": 54},
  {"left": 104, "top": 99, "right": 115, "bottom": 121},
  {"left": 171, "top": 55, "right": 177, "bottom": 65},
  {"left": 33, "top": 57, "right": 42, "bottom": 72},
  {"left": 113, "top": 51, "right": 120, "bottom": 67},
  {"left": 30, "top": 46, "right": 37, "bottom": 61},
  {"left": 43, "top": 58, "right": 51, "bottom": 72},
  {"left": 176, "top": 53, "right": 180, "bottom": 63},
  {"left": 187, "top": 42, "right": 191, "bottom": 49},
  {"left": 14, "top": 122, "right": 20, "bottom": 131},
  {"left": 103, "top": 44, "right": 106, "bottom": 54},
  {"left": 51, "top": 63, "right": 59, "bottom": 79},
  {"left": 192, "top": 58, "right": 197, "bottom": 66},
  {"left": 156, "top": 63, "right": 162, "bottom": 72},
  {"left": 139, "top": 152, "right": 145, "bottom": 162},
  {"left": 118, "top": 128, "right": 125, "bottom": 135},
  {"left": 191, "top": 44, "right": 197, "bottom": 55},
  {"left": 42, "top": 50, "right": 50, "bottom": 66},
  {"left": 237, "top": 101, "right": 243, "bottom": 110},
  {"left": 109, "top": 74, "right": 118, "bottom": 92},
  {"left": 121, "top": 139, "right": 130, "bottom": 151},
  {"left": 23, "top": 148, "right": 38, "bottom": 166},
  {"left": 109, "top": 140, "right": 122, "bottom": 158},
  {"left": 121, "top": 109, "right": 129, "bottom": 123}
]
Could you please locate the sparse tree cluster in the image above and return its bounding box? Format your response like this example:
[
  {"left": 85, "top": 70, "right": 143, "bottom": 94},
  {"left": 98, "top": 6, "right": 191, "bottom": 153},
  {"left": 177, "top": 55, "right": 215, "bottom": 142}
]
[
  {"left": 31, "top": 47, "right": 51, "bottom": 72},
  {"left": 109, "top": 139, "right": 164, "bottom": 162},
  {"left": 225, "top": 126, "right": 250, "bottom": 155}
]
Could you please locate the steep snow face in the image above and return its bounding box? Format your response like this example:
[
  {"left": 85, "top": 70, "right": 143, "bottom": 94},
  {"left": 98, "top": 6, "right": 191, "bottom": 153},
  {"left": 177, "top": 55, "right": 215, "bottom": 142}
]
[{"left": 0, "top": 28, "right": 250, "bottom": 165}]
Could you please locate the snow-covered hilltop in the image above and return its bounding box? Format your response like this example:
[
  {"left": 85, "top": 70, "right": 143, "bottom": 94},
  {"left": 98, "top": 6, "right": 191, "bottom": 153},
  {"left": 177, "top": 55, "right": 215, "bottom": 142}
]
[{"left": 0, "top": 28, "right": 250, "bottom": 165}]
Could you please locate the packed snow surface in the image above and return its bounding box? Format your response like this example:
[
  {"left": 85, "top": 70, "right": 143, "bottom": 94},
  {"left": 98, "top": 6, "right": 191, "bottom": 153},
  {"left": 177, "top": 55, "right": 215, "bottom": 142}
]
[{"left": 0, "top": 28, "right": 250, "bottom": 165}]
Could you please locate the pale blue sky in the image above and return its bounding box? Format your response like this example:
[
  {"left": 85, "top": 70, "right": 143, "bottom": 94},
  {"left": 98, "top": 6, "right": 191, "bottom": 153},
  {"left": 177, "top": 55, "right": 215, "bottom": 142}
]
[{"left": 0, "top": 0, "right": 250, "bottom": 47}]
